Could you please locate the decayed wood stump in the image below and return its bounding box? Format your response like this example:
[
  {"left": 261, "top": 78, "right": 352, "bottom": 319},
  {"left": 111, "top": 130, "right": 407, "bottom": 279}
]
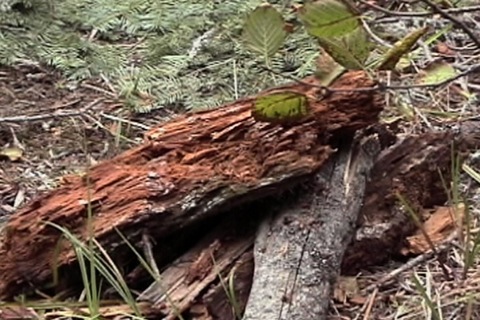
[
  {"left": 343, "top": 122, "right": 480, "bottom": 274},
  {"left": 0, "top": 71, "right": 384, "bottom": 299}
]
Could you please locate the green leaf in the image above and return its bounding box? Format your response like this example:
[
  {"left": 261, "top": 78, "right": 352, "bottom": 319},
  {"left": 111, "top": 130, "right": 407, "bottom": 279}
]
[
  {"left": 298, "top": 0, "right": 360, "bottom": 38},
  {"left": 316, "top": 27, "right": 370, "bottom": 69},
  {"left": 253, "top": 91, "right": 309, "bottom": 124},
  {"left": 419, "top": 61, "right": 456, "bottom": 85},
  {"left": 377, "top": 27, "right": 429, "bottom": 70},
  {"left": 242, "top": 4, "right": 287, "bottom": 59}
]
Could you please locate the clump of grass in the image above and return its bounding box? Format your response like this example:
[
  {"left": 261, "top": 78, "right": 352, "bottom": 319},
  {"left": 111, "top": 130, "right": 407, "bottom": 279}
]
[
  {"left": 46, "top": 141, "right": 142, "bottom": 318},
  {"left": 47, "top": 190, "right": 141, "bottom": 318},
  {"left": 210, "top": 253, "right": 243, "bottom": 320}
]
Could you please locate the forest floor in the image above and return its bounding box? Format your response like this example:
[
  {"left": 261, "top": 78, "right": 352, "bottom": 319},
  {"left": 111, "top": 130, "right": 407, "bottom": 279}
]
[
  {"left": 0, "top": 64, "right": 169, "bottom": 215},
  {"left": 1, "top": 1, "right": 480, "bottom": 319},
  {"left": 1, "top": 61, "right": 480, "bottom": 320}
]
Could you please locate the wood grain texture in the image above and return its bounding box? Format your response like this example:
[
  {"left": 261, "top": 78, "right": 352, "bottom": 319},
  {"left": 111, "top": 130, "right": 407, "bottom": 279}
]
[{"left": 243, "top": 131, "right": 382, "bottom": 320}]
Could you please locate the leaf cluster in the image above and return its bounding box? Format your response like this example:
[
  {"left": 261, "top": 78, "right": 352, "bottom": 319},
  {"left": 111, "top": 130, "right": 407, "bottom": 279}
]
[
  {"left": 241, "top": 0, "right": 435, "bottom": 124},
  {"left": 242, "top": 0, "right": 434, "bottom": 75}
]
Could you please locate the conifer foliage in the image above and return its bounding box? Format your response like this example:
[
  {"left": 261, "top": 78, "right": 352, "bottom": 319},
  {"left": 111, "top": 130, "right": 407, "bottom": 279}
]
[{"left": 0, "top": 0, "right": 318, "bottom": 112}]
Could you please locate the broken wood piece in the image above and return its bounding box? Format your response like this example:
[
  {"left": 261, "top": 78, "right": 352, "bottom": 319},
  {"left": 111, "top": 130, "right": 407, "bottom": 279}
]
[
  {"left": 243, "top": 130, "right": 383, "bottom": 320},
  {"left": 402, "top": 204, "right": 464, "bottom": 255},
  {"left": 342, "top": 121, "right": 480, "bottom": 274},
  {"left": 137, "top": 212, "right": 258, "bottom": 320}
]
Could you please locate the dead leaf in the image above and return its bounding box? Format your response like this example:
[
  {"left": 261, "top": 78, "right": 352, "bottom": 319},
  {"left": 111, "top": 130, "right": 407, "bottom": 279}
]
[
  {"left": 436, "top": 42, "right": 455, "bottom": 56},
  {"left": 333, "top": 276, "right": 360, "bottom": 304},
  {"left": 0, "top": 147, "right": 24, "bottom": 162},
  {"left": 417, "top": 60, "right": 457, "bottom": 85},
  {"left": 315, "top": 49, "right": 345, "bottom": 86}
]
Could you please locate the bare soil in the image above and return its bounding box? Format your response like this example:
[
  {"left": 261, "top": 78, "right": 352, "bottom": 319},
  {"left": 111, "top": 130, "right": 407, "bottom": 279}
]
[{"left": 0, "top": 64, "right": 170, "bottom": 219}]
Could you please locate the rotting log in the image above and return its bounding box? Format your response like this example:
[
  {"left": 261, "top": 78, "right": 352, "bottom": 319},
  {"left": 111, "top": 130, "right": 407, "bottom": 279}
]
[
  {"left": 134, "top": 130, "right": 386, "bottom": 320},
  {"left": 1, "top": 66, "right": 478, "bottom": 319},
  {"left": 0, "top": 71, "right": 384, "bottom": 299},
  {"left": 343, "top": 121, "right": 480, "bottom": 274}
]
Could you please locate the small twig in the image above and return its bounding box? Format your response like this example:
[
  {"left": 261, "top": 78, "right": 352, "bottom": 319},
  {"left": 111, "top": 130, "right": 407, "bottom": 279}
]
[
  {"left": 99, "top": 74, "right": 117, "bottom": 94},
  {"left": 142, "top": 231, "right": 161, "bottom": 279},
  {"left": 381, "top": 64, "right": 480, "bottom": 90},
  {"left": 362, "top": 232, "right": 457, "bottom": 293},
  {"left": 99, "top": 112, "right": 151, "bottom": 130},
  {"left": 361, "top": 18, "right": 393, "bottom": 48},
  {"left": 413, "top": 105, "right": 433, "bottom": 129},
  {"left": 418, "top": 0, "right": 480, "bottom": 50},
  {"left": 360, "top": 0, "right": 480, "bottom": 18},
  {"left": 361, "top": 287, "right": 378, "bottom": 320},
  {"left": 80, "top": 83, "right": 117, "bottom": 97},
  {"left": 0, "top": 98, "right": 103, "bottom": 123},
  {"left": 82, "top": 113, "right": 139, "bottom": 144},
  {"left": 262, "top": 64, "right": 480, "bottom": 94}
]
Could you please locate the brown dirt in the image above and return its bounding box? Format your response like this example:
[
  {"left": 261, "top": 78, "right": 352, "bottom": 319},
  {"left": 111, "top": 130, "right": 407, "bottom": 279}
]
[{"left": 0, "top": 64, "right": 171, "bottom": 220}]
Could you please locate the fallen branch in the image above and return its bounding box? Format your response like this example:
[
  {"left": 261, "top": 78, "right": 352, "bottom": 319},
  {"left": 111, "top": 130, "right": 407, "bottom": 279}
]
[
  {"left": 244, "top": 131, "right": 382, "bottom": 320},
  {"left": 0, "top": 71, "right": 383, "bottom": 299},
  {"left": 0, "top": 98, "right": 103, "bottom": 123}
]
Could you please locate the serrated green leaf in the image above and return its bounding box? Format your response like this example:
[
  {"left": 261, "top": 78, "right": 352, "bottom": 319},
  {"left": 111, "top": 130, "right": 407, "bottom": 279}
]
[
  {"left": 419, "top": 61, "right": 456, "bottom": 85},
  {"left": 298, "top": 0, "right": 360, "bottom": 38},
  {"left": 317, "top": 27, "right": 370, "bottom": 69},
  {"left": 242, "top": 5, "right": 287, "bottom": 59},
  {"left": 252, "top": 91, "right": 309, "bottom": 124},
  {"left": 377, "top": 27, "right": 429, "bottom": 70}
]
